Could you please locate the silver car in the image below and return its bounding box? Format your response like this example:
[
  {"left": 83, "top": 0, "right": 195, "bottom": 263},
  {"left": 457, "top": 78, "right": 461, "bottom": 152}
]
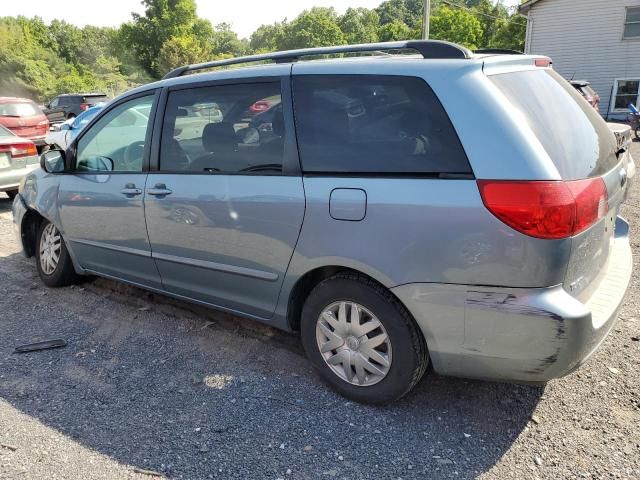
[
  {"left": 12, "top": 41, "right": 634, "bottom": 404},
  {"left": 0, "top": 124, "right": 39, "bottom": 200}
]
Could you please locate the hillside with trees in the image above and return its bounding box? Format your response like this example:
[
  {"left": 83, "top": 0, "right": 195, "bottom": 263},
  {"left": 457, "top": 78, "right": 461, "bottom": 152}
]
[{"left": 0, "top": 0, "right": 525, "bottom": 102}]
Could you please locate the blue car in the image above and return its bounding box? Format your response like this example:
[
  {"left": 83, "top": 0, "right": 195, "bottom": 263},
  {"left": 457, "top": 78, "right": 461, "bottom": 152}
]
[
  {"left": 13, "top": 41, "right": 635, "bottom": 404},
  {"left": 45, "top": 104, "right": 105, "bottom": 150}
]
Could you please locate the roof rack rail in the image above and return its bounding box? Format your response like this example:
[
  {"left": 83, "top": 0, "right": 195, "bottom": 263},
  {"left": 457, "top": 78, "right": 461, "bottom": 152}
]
[
  {"left": 163, "top": 40, "right": 472, "bottom": 79},
  {"left": 474, "top": 48, "right": 523, "bottom": 55}
]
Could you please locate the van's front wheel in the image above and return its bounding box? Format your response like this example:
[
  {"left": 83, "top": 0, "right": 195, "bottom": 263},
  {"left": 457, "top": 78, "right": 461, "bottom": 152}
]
[
  {"left": 35, "top": 220, "right": 79, "bottom": 287},
  {"left": 301, "top": 273, "right": 428, "bottom": 404}
]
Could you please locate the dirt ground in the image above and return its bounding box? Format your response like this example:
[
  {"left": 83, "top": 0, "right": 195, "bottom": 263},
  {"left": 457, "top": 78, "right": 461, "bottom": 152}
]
[{"left": 0, "top": 142, "right": 638, "bottom": 480}]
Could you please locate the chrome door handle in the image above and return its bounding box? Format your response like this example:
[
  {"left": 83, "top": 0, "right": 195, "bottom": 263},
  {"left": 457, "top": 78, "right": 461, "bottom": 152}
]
[
  {"left": 147, "top": 183, "right": 173, "bottom": 197},
  {"left": 120, "top": 183, "right": 142, "bottom": 197}
]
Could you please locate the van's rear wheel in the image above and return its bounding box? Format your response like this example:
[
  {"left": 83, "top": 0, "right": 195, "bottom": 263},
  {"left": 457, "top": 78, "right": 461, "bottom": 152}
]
[
  {"left": 301, "top": 273, "right": 428, "bottom": 404},
  {"left": 35, "top": 220, "right": 79, "bottom": 287}
]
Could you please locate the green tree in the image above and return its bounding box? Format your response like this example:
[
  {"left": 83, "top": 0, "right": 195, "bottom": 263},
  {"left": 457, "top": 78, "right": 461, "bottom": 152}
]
[
  {"left": 211, "top": 23, "right": 248, "bottom": 56},
  {"left": 120, "top": 0, "right": 205, "bottom": 77},
  {"left": 277, "top": 8, "right": 346, "bottom": 50},
  {"left": 377, "top": 19, "right": 415, "bottom": 42},
  {"left": 157, "top": 34, "right": 212, "bottom": 75},
  {"left": 338, "top": 8, "right": 380, "bottom": 44},
  {"left": 492, "top": 14, "right": 527, "bottom": 51},
  {"left": 250, "top": 22, "right": 286, "bottom": 52},
  {"left": 430, "top": 6, "right": 483, "bottom": 50},
  {"left": 375, "top": 0, "right": 426, "bottom": 29}
]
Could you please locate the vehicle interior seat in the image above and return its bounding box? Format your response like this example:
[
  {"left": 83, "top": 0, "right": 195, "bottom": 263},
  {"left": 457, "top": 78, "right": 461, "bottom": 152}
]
[{"left": 190, "top": 122, "right": 240, "bottom": 172}]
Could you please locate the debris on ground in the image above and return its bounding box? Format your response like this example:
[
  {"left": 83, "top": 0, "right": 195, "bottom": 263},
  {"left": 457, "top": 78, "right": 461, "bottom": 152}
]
[
  {"left": 13, "top": 339, "right": 67, "bottom": 353},
  {"left": 132, "top": 467, "right": 163, "bottom": 477}
]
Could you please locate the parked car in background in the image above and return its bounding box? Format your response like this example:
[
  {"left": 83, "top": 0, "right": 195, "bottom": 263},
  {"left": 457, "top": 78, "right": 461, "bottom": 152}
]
[
  {"left": 43, "top": 93, "right": 109, "bottom": 123},
  {"left": 12, "top": 41, "right": 635, "bottom": 404},
  {"left": 570, "top": 80, "right": 600, "bottom": 110},
  {"left": 0, "top": 124, "right": 38, "bottom": 200},
  {"left": 45, "top": 104, "right": 105, "bottom": 151},
  {"left": 0, "top": 97, "right": 49, "bottom": 148}
]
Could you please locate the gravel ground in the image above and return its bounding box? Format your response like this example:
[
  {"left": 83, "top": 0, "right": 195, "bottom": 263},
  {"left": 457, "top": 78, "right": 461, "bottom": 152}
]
[{"left": 0, "top": 142, "right": 638, "bottom": 480}]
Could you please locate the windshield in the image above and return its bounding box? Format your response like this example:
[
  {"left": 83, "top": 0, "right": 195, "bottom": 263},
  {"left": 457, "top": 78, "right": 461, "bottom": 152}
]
[
  {"left": 0, "top": 101, "right": 41, "bottom": 117},
  {"left": 72, "top": 107, "right": 103, "bottom": 129},
  {"left": 490, "top": 69, "right": 618, "bottom": 179}
]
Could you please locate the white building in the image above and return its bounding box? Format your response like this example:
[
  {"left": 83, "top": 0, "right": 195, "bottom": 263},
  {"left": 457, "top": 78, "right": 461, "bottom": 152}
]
[{"left": 519, "top": 0, "right": 640, "bottom": 119}]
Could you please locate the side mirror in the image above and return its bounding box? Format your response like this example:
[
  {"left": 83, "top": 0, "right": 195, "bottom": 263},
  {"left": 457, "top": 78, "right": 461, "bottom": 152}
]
[{"left": 40, "top": 149, "right": 66, "bottom": 173}]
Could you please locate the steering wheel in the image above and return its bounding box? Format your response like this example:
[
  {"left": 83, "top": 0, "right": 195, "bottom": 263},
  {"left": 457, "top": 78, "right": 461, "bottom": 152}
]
[{"left": 123, "top": 141, "right": 145, "bottom": 170}]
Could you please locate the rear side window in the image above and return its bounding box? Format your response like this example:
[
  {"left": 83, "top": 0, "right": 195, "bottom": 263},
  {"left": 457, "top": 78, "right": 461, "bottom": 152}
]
[
  {"left": 160, "top": 82, "right": 284, "bottom": 174},
  {"left": 0, "top": 102, "right": 41, "bottom": 117},
  {"left": 292, "top": 75, "right": 471, "bottom": 175},
  {"left": 85, "top": 95, "right": 108, "bottom": 103},
  {"left": 490, "top": 69, "right": 618, "bottom": 179},
  {"left": 0, "top": 124, "right": 14, "bottom": 138}
]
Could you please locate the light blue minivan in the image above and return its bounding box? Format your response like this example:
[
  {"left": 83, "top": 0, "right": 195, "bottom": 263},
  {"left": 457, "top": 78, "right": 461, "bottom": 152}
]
[{"left": 13, "top": 41, "right": 634, "bottom": 403}]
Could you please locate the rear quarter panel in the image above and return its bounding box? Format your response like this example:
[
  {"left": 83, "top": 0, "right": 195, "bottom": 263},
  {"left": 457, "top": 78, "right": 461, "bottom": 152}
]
[{"left": 274, "top": 60, "right": 574, "bottom": 326}]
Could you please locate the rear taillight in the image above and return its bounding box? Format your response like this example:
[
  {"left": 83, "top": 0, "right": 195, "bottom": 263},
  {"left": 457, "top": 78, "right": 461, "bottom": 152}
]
[
  {"left": 534, "top": 58, "right": 551, "bottom": 67},
  {"left": 0, "top": 142, "right": 38, "bottom": 159},
  {"left": 80, "top": 103, "right": 90, "bottom": 111},
  {"left": 477, "top": 179, "right": 608, "bottom": 239}
]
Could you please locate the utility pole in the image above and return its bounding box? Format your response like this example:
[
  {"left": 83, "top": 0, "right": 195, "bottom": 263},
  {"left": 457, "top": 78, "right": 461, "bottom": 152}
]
[{"left": 422, "top": 0, "right": 431, "bottom": 39}]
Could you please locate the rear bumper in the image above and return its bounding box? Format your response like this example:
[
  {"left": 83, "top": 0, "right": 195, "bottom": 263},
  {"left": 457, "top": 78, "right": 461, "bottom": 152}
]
[{"left": 392, "top": 216, "right": 633, "bottom": 383}]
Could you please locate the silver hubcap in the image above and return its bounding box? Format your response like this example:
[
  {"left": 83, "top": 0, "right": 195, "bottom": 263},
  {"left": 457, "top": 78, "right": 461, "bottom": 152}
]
[
  {"left": 39, "top": 223, "right": 61, "bottom": 275},
  {"left": 316, "top": 301, "right": 392, "bottom": 387}
]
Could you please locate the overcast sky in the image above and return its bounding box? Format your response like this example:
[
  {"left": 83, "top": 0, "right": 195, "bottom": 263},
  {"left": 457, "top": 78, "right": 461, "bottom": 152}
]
[{"left": 4, "top": 0, "right": 522, "bottom": 39}]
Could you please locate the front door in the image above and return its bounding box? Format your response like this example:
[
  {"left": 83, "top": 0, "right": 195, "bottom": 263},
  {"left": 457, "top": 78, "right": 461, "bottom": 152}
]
[
  {"left": 58, "top": 93, "right": 161, "bottom": 288},
  {"left": 144, "top": 77, "right": 305, "bottom": 318}
]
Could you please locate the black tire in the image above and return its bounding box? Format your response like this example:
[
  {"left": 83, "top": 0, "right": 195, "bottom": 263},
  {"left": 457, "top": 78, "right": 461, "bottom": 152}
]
[
  {"left": 300, "top": 273, "right": 428, "bottom": 404},
  {"left": 35, "top": 220, "right": 79, "bottom": 287},
  {"left": 5, "top": 189, "right": 18, "bottom": 200}
]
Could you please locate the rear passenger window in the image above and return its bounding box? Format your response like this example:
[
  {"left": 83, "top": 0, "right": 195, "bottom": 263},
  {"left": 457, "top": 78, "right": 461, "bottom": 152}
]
[
  {"left": 160, "top": 82, "right": 284, "bottom": 174},
  {"left": 292, "top": 75, "right": 470, "bottom": 174}
]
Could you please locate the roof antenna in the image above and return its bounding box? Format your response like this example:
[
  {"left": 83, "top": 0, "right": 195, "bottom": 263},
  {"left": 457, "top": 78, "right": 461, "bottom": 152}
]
[{"left": 570, "top": 71, "right": 576, "bottom": 80}]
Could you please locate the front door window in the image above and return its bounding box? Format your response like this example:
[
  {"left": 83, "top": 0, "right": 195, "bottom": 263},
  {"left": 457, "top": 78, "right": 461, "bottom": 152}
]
[{"left": 76, "top": 95, "right": 153, "bottom": 172}]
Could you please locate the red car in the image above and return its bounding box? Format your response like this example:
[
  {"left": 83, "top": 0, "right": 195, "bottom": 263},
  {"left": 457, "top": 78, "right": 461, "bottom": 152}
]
[{"left": 0, "top": 97, "right": 49, "bottom": 148}]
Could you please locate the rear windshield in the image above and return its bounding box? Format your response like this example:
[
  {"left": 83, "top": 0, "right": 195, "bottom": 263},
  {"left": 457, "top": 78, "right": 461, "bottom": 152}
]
[
  {"left": 0, "top": 101, "right": 41, "bottom": 117},
  {"left": 490, "top": 69, "right": 617, "bottom": 179}
]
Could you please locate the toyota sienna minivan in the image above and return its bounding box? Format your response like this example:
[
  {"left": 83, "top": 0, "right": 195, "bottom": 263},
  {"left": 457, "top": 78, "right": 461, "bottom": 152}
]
[{"left": 13, "top": 41, "right": 634, "bottom": 404}]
